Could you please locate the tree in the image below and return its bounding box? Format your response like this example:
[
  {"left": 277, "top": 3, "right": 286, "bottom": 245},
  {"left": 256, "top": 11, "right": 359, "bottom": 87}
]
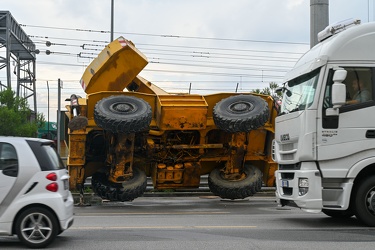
[
  {"left": 252, "top": 82, "right": 282, "bottom": 99},
  {"left": 0, "top": 88, "right": 45, "bottom": 137}
]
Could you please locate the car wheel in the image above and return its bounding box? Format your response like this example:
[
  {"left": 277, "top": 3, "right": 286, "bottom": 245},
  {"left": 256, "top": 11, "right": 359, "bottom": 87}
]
[
  {"left": 213, "top": 95, "right": 269, "bottom": 133},
  {"left": 15, "top": 207, "right": 58, "bottom": 248},
  {"left": 94, "top": 95, "right": 152, "bottom": 134}
]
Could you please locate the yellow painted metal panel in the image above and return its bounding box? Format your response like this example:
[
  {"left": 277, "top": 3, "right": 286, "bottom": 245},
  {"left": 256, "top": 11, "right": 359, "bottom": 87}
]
[
  {"left": 80, "top": 37, "right": 148, "bottom": 94},
  {"left": 156, "top": 95, "right": 208, "bottom": 130}
]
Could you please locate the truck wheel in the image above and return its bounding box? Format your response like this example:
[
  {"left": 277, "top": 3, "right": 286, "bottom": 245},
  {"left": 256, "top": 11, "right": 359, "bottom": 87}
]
[
  {"left": 213, "top": 95, "right": 269, "bottom": 133},
  {"left": 94, "top": 95, "right": 152, "bottom": 133},
  {"left": 208, "top": 165, "right": 262, "bottom": 199},
  {"left": 353, "top": 176, "right": 375, "bottom": 226},
  {"left": 322, "top": 209, "right": 354, "bottom": 218},
  {"left": 92, "top": 168, "right": 147, "bottom": 202},
  {"left": 91, "top": 172, "right": 110, "bottom": 199},
  {"left": 15, "top": 207, "right": 58, "bottom": 248},
  {"left": 118, "top": 168, "right": 147, "bottom": 201}
]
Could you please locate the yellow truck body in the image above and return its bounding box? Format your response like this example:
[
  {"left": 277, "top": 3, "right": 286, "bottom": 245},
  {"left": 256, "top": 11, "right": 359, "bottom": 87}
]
[{"left": 66, "top": 37, "right": 278, "bottom": 201}]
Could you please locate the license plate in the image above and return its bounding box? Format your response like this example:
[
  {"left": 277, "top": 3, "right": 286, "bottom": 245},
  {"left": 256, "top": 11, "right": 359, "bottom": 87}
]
[
  {"left": 63, "top": 179, "right": 69, "bottom": 190},
  {"left": 281, "top": 180, "right": 289, "bottom": 187}
]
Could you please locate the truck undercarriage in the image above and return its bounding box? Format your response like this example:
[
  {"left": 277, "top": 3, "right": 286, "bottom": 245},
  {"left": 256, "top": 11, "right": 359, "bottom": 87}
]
[{"left": 65, "top": 37, "right": 278, "bottom": 202}]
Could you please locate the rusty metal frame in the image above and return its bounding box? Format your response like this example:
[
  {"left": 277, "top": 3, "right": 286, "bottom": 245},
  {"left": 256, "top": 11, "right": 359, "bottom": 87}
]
[{"left": 0, "top": 11, "right": 37, "bottom": 113}]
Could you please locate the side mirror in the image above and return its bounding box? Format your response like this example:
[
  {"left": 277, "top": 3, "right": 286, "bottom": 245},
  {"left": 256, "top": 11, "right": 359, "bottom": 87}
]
[
  {"left": 332, "top": 69, "right": 347, "bottom": 83},
  {"left": 331, "top": 82, "right": 346, "bottom": 108},
  {"left": 326, "top": 69, "right": 347, "bottom": 116},
  {"left": 275, "top": 86, "right": 292, "bottom": 97},
  {"left": 275, "top": 86, "right": 283, "bottom": 95}
]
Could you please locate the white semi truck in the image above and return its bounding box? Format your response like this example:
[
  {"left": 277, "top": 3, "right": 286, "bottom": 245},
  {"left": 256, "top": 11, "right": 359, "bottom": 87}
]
[{"left": 273, "top": 19, "right": 375, "bottom": 226}]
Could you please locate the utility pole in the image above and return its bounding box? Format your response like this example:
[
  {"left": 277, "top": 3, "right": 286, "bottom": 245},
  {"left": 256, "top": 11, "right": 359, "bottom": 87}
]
[
  {"left": 111, "top": 0, "right": 114, "bottom": 41},
  {"left": 57, "top": 78, "right": 62, "bottom": 154},
  {"left": 310, "top": 0, "right": 329, "bottom": 48},
  {"left": 47, "top": 81, "right": 50, "bottom": 138}
]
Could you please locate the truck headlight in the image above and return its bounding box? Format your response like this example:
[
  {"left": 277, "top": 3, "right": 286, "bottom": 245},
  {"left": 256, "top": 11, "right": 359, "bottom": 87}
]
[{"left": 298, "top": 178, "right": 309, "bottom": 196}]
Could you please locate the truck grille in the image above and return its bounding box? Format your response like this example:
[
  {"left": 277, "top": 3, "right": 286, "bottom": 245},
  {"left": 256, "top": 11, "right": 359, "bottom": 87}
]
[
  {"left": 281, "top": 173, "right": 294, "bottom": 179},
  {"left": 281, "top": 143, "right": 294, "bottom": 151},
  {"left": 279, "top": 142, "right": 296, "bottom": 161},
  {"left": 279, "top": 163, "right": 301, "bottom": 170}
]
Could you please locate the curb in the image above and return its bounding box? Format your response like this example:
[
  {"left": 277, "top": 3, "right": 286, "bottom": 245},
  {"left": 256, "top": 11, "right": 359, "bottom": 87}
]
[{"left": 73, "top": 188, "right": 276, "bottom": 205}]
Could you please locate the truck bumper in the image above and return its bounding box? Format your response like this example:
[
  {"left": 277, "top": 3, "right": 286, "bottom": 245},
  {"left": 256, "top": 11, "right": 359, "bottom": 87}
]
[{"left": 275, "top": 162, "right": 323, "bottom": 213}]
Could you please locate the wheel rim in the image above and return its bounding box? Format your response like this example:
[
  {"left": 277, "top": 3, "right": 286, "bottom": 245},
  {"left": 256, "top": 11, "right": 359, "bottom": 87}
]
[
  {"left": 110, "top": 102, "right": 137, "bottom": 113},
  {"left": 367, "top": 188, "right": 375, "bottom": 215},
  {"left": 228, "top": 101, "right": 254, "bottom": 114},
  {"left": 20, "top": 212, "right": 53, "bottom": 244}
]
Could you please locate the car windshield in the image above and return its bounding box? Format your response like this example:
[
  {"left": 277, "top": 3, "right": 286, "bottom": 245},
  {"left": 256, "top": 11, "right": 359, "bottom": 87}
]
[{"left": 280, "top": 68, "right": 320, "bottom": 115}]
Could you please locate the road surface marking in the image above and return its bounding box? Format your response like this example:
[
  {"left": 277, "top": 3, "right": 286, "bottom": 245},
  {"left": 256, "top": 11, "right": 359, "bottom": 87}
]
[{"left": 70, "top": 225, "right": 257, "bottom": 230}]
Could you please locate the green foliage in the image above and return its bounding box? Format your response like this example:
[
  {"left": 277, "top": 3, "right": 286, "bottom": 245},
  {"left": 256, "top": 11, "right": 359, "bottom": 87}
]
[
  {"left": 0, "top": 88, "right": 45, "bottom": 137},
  {"left": 252, "top": 82, "right": 282, "bottom": 99}
]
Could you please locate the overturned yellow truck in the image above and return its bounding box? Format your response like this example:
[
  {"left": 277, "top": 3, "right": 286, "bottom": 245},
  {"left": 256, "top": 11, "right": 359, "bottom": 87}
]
[{"left": 65, "top": 37, "right": 278, "bottom": 201}]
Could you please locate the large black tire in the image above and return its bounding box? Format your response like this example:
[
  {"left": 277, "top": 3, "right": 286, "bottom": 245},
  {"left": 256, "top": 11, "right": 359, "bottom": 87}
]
[
  {"left": 322, "top": 209, "right": 354, "bottom": 218},
  {"left": 353, "top": 176, "right": 375, "bottom": 226},
  {"left": 94, "top": 95, "right": 152, "bottom": 133},
  {"left": 208, "top": 165, "right": 262, "bottom": 200},
  {"left": 213, "top": 95, "right": 269, "bottom": 133},
  {"left": 92, "top": 168, "right": 147, "bottom": 202},
  {"left": 15, "top": 207, "right": 59, "bottom": 248}
]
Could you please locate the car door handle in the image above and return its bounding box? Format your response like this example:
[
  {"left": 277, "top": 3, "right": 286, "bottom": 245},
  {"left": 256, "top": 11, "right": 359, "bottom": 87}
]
[{"left": 366, "top": 130, "right": 375, "bottom": 138}]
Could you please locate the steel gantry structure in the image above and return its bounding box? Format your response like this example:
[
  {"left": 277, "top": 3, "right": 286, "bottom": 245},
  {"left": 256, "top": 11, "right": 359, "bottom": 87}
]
[{"left": 0, "top": 11, "right": 37, "bottom": 114}]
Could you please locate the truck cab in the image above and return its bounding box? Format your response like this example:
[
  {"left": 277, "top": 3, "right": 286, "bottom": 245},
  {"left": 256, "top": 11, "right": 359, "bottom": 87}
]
[{"left": 273, "top": 19, "right": 375, "bottom": 226}]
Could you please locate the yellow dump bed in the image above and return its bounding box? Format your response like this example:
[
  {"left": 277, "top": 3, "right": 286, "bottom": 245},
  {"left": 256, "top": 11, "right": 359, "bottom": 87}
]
[{"left": 80, "top": 37, "right": 148, "bottom": 94}]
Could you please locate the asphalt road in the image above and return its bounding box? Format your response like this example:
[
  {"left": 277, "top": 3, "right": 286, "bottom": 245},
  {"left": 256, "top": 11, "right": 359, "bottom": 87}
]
[{"left": 1, "top": 196, "right": 375, "bottom": 249}]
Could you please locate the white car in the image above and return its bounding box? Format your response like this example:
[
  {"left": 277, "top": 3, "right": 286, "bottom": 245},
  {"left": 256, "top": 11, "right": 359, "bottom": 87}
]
[{"left": 0, "top": 137, "right": 74, "bottom": 248}]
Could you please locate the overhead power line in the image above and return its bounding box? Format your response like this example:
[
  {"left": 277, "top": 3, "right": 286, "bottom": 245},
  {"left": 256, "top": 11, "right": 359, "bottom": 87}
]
[
  {"left": 29, "top": 35, "right": 109, "bottom": 44},
  {"left": 35, "top": 59, "right": 289, "bottom": 76},
  {"left": 148, "top": 57, "right": 292, "bottom": 70},
  {"left": 139, "top": 48, "right": 300, "bottom": 60},
  {"left": 137, "top": 43, "right": 306, "bottom": 55},
  {"left": 22, "top": 24, "right": 308, "bottom": 45},
  {"left": 145, "top": 52, "right": 297, "bottom": 63},
  {"left": 149, "top": 61, "right": 289, "bottom": 73},
  {"left": 29, "top": 35, "right": 307, "bottom": 56},
  {"left": 143, "top": 68, "right": 284, "bottom": 79}
]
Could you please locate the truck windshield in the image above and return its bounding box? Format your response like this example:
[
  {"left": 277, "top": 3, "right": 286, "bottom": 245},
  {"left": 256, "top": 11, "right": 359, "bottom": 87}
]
[{"left": 280, "top": 68, "right": 320, "bottom": 115}]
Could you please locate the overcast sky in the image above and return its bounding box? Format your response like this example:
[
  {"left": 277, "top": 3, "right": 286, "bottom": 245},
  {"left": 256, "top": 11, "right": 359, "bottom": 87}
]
[{"left": 1, "top": 0, "right": 374, "bottom": 122}]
